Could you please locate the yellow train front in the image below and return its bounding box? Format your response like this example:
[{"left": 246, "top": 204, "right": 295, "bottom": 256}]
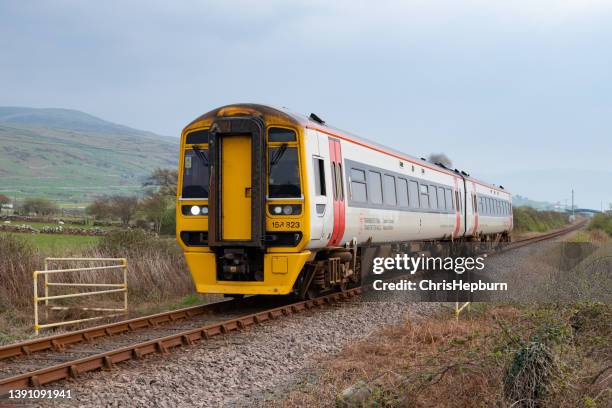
[{"left": 176, "top": 104, "right": 313, "bottom": 296}]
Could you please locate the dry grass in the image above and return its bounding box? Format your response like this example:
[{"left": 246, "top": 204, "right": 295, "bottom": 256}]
[
  {"left": 0, "top": 230, "right": 207, "bottom": 342},
  {"left": 274, "top": 303, "right": 611, "bottom": 408}
]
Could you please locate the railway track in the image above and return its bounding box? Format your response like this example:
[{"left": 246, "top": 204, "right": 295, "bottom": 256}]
[{"left": 0, "top": 220, "right": 585, "bottom": 395}]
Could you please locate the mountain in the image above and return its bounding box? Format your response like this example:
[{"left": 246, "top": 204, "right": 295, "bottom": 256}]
[{"left": 0, "top": 107, "right": 178, "bottom": 206}]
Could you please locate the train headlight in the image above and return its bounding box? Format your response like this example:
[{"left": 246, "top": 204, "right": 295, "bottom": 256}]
[
  {"left": 268, "top": 204, "right": 302, "bottom": 216},
  {"left": 182, "top": 205, "right": 208, "bottom": 216}
]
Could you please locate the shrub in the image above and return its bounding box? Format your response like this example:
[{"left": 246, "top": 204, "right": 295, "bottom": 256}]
[
  {"left": 513, "top": 207, "right": 568, "bottom": 233},
  {"left": 588, "top": 213, "right": 612, "bottom": 236},
  {"left": 0, "top": 234, "right": 41, "bottom": 310}
]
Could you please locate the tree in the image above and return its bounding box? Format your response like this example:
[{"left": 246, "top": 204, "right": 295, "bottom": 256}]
[
  {"left": 86, "top": 197, "right": 113, "bottom": 220},
  {"left": 143, "top": 168, "right": 178, "bottom": 197},
  {"left": 139, "top": 191, "right": 171, "bottom": 233},
  {"left": 0, "top": 194, "right": 10, "bottom": 206},
  {"left": 21, "top": 197, "right": 59, "bottom": 216},
  {"left": 428, "top": 153, "right": 453, "bottom": 168},
  {"left": 141, "top": 168, "right": 178, "bottom": 234},
  {"left": 109, "top": 195, "right": 139, "bottom": 226}
]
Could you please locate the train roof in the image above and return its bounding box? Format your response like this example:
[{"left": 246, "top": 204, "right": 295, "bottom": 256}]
[{"left": 188, "top": 103, "right": 510, "bottom": 195}]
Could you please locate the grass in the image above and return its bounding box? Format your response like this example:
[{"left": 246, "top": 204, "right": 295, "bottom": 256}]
[
  {"left": 0, "top": 230, "right": 198, "bottom": 342},
  {"left": 275, "top": 303, "right": 611, "bottom": 408},
  {"left": 9, "top": 232, "right": 101, "bottom": 254}
]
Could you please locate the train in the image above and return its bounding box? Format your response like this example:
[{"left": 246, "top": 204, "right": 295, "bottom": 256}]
[{"left": 175, "top": 104, "right": 513, "bottom": 298}]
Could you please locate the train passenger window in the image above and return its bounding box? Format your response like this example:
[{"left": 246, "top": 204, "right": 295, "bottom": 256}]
[
  {"left": 429, "top": 185, "right": 438, "bottom": 209},
  {"left": 445, "top": 189, "right": 453, "bottom": 210},
  {"left": 397, "top": 178, "right": 409, "bottom": 207},
  {"left": 368, "top": 171, "right": 383, "bottom": 204},
  {"left": 350, "top": 168, "right": 367, "bottom": 202},
  {"left": 478, "top": 197, "right": 483, "bottom": 214},
  {"left": 437, "top": 187, "right": 445, "bottom": 210},
  {"left": 268, "top": 127, "right": 296, "bottom": 142},
  {"left": 182, "top": 149, "right": 210, "bottom": 198},
  {"left": 420, "top": 184, "right": 429, "bottom": 208},
  {"left": 408, "top": 180, "right": 419, "bottom": 208},
  {"left": 383, "top": 175, "right": 397, "bottom": 206},
  {"left": 313, "top": 158, "right": 326, "bottom": 196},
  {"left": 268, "top": 146, "right": 301, "bottom": 198}
]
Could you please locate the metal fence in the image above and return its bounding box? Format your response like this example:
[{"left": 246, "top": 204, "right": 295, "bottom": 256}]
[{"left": 33, "top": 258, "right": 128, "bottom": 334}]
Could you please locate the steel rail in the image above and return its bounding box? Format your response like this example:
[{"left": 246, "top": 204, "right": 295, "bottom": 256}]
[
  {"left": 0, "top": 288, "right": 361, "bottom": 395},
  {"left": 0, "top": 295, "right": 259, "bottom": 361}
]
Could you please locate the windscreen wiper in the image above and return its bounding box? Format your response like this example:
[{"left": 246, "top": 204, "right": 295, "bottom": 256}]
[
  {"left": 192, "top": 146, "right": 209, "bottom": 166},
  {"left": 270, "top": 143, "right": 288, "bottom": 167}
]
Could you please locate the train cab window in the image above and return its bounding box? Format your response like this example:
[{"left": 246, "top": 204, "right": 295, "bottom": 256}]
[
  {"left": 268, "top": 146, "right": 301, "bottom": 198},
  {"left": 350, "top": 168, "right": 367, "bottom": 202},
  {"left": 185, "top": 129, "right": 209, "bottom": 145},
  {"left": 368, "top": 171, "right": 383, "bottom": 204},
  {"left": 397, "top": 178, "right": 409, "bottom": 207},
  {"left": 408, "top": 180, "right": 419, "bottom": 208},
  {"left": 314, "top": 158, "right": 326, "bottom": 196},
  {"left": 420, "top": 184, "right": 430, "bottom": 208},
  {"left": 383, "top": 175, "right": 397, "bottom": 206},
  {"left": 437, "top": 187, "right": 445, "bottom": 210},
  {"left": 268, "top": 127, "right": 296, "bottom": 142},
  {"left": 445, "top": 189, "right": 453, "bottom": 210},
  {"left": 182, "top": 149, "right": 210, "bottom": 198}
]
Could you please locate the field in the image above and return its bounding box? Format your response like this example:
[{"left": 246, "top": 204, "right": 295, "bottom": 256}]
[{"left": 13, "top": 233, "right": 101, "bottom": 254}]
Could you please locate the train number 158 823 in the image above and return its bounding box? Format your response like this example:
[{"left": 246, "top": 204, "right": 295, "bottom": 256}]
[{"left": 271, "top": 220, "right": 301, "bottom": 229}]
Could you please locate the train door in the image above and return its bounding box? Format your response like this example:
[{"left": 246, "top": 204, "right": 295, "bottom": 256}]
[
  {"left": 221, "top": 136, "right": 252, "bottom": 240},
  {"left": 327, "top": 138, "right": 346, "bottom": 247},
  {"left": 453, "top": 177, "right": 465, "bottom": 239},
  {"left": 463, "top": 182, "right": 475, "bottom": 237},
  {"left": 309, "top": 131, "right": 332, "bottom": 242}
]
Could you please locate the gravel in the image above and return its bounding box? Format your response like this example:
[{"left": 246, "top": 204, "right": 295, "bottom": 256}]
[{"left": 31, "top": 294, "right": 437, "bottom": 408}]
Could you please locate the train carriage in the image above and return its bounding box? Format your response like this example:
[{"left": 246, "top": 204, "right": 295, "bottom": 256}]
[{"left": 176, "top": 104, "right": 512, "bottom": 297}]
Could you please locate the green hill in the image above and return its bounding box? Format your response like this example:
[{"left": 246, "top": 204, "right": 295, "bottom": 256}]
[{"left": 0, "top": 107, "right": 178, "bottom": 206}]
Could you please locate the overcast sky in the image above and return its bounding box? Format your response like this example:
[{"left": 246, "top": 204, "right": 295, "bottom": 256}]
[{"left": 1, "top": 1, "right": 610, "bottom": 208}]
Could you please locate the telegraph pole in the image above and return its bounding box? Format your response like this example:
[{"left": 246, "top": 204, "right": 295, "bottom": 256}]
[{"left": 571, "top": 189, "right": 575, "bottom": 217}]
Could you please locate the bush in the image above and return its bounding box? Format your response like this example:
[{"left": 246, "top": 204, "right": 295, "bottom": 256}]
[
  {"left": 588, "top": 213, "right": 612, "bottom": 236},
  {"left": 513, "top": 207, "right": 568, "bottom": 233},
  {"left": 0, "top": 234, "right": 41, "bottom": 310}
]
